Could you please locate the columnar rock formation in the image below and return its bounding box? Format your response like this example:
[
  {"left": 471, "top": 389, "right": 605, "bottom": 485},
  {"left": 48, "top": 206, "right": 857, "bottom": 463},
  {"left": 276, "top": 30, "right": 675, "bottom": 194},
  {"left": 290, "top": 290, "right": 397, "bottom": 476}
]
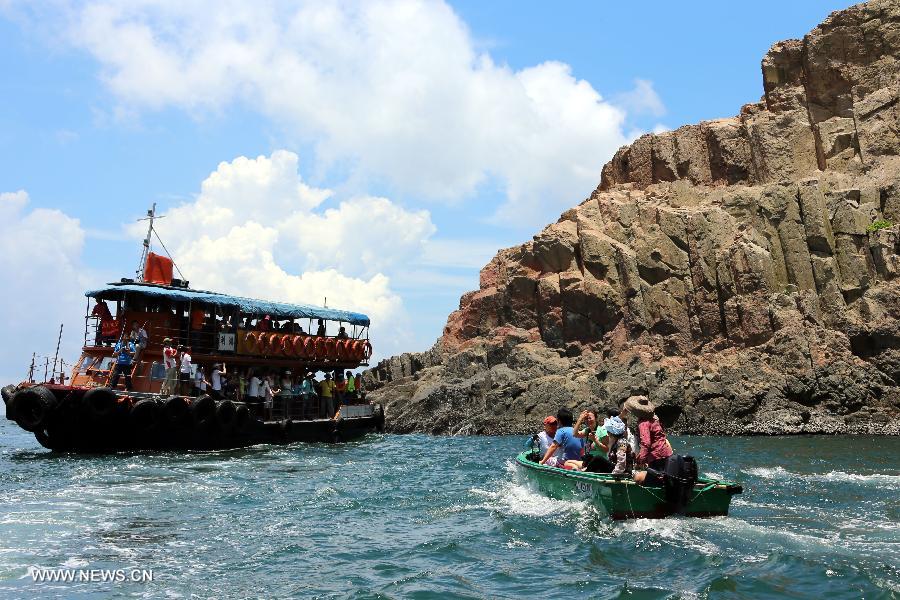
[{"left": 366, "top": 0, "right": 900, "bottom": 435}]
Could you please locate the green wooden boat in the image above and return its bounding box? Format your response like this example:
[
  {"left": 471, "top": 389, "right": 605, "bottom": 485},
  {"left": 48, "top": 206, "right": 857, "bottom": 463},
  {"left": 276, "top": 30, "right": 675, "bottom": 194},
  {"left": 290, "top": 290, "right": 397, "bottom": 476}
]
[{"left": 515, "top": 450, "right": 742, "bottom": 520}]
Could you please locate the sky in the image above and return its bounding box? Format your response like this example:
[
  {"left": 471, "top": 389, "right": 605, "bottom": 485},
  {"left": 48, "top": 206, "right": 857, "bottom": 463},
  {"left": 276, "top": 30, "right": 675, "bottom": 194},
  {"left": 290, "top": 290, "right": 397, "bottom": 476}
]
[{"left": 0, "top": 0, "right": 852, "bottom": 383}]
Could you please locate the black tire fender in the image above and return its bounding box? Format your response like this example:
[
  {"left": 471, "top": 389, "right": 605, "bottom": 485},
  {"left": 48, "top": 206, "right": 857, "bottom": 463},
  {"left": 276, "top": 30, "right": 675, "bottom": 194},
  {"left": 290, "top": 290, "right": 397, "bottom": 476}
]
[
  {"left": 233, "top": 405, "right": 251, "bottom": 434},
  {"left": 12, "top": 386, "right": 58, "bottom": 432},
  {"left": 162, "top": 396, "right": 191, "bottom": 428},
  {"left": 215, "top": 400, "right": 236, "bottom": 431},
  {"left": 34, "top": 427, "right": 55, "bottom": 450},
  {"left": 376, "top": 403, "right": 385, "bottom": 433},
  {"left": 190, "top": 395, "right": 216, "bottom": 428},
  {"left": 129, "top": 398, "right": 160, "bottom": 433},
  {"left": 82, "top": 387, "right": 118, "bottom": 421},
  {"left": 2, "top": 384, "right": 18, "bottom": 421}
]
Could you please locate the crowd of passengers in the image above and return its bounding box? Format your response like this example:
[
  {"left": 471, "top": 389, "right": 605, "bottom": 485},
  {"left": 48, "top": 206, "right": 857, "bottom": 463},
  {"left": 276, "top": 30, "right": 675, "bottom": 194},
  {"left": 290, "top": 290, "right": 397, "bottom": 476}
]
[
  {"left": 102, "top": 320, "right": 362, "bottom": 420},
  {"left": 536, "top": 395, "right": 673, "bottom": 486},
  {"left": 157, "top": 338, "right": 362, "bottom": 419}
]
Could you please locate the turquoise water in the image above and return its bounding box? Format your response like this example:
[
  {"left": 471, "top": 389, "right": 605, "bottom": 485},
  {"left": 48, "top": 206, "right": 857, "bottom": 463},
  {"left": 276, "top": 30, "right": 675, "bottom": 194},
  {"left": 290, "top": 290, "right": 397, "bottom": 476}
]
[{"left": 0, "top": 417, "right": 898, "bottom": 599}]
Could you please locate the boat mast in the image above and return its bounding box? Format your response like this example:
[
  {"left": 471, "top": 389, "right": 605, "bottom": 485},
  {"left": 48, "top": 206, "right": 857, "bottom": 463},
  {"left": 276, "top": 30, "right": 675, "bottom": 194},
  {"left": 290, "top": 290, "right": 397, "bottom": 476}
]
[{"left": 136, "top": 203, "right": 157, "bottom": 282}]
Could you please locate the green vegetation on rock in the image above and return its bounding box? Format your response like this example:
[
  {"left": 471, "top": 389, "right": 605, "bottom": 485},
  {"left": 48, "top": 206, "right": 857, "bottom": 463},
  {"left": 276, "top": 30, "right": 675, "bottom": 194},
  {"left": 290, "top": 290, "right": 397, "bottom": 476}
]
[{"left": 867, "top": 219, "right": 894, "bottom": 233}]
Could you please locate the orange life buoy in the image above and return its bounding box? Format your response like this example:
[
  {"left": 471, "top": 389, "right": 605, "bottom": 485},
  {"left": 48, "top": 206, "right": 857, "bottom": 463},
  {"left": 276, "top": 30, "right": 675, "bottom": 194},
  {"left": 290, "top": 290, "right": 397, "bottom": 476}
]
[
  {"left": 244, "top": 331, "right": 259, "bottom": 353},
  {"left": 363, "top": 340, "right": 373, "bottom": 360},
  {"left": 324, "top": 338, "right": 337, "bottom": 361},
  {"left": 282, "top": 335, "right": 295, "bottom": 356},
  {"left": 353, "top": 340, "right": 365, "bottom": 360},
  {"left": 292, "top": 335, "right": 306, "bottom": 358},
  {"left": 296, "top": 335, "right": 313, "bottom": 358},
  {"left": 267, "top": 333, "right": 283, "bottom": 355},
  {"left": 313, "top": 337, "right": 327, "bottom": 360},
  {"left": 302, "top": 336, "right": 315, "bottom": 359}
]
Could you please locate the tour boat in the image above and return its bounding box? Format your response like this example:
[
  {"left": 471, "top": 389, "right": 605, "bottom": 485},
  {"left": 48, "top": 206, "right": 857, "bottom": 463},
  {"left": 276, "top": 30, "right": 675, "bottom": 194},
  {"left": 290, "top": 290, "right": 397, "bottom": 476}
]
[
  {"left": 1, "top": 206, "right": 384, "bottom": 451},
  {"left": 515, "top": 450, "right": 742, "bottom": 520}
]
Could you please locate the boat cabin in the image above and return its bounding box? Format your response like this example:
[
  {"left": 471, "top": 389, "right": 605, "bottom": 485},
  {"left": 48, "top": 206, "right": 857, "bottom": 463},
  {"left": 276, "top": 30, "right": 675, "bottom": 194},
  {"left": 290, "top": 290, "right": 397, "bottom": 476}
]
[{"left": 72, "top": 276, "right": 372, "bottom": 395}]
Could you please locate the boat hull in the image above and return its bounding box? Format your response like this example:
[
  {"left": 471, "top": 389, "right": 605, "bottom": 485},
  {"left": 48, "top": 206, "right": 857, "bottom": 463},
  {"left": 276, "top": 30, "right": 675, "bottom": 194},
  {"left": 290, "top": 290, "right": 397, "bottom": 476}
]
[
  {"left": 3, "top": 384, "right": 385, "bottom": 452},
  {"left": 515, "top": 451, "right": 741, "bottom": 520}
]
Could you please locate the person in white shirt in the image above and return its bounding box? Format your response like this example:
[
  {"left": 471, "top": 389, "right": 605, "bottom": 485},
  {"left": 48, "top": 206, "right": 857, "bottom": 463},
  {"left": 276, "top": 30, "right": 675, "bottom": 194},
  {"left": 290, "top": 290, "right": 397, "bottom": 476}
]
[
  {"left": 536, "top": 415, "right": 565, "bottom": 467},
  {"left": 194, "top": 365, "right": 208, "bottom": 396},
  {"left": 248, "top": 371, "right": 261, "bottom": 398},
  {"left": 246, "top": 370, "right": 263, "bottom": 418},
  {"left": 211, "top": 363, "right": 226, "bottom": 400},
  {"left": 178, "top": 346, "right": 192, "bottom": 396}
]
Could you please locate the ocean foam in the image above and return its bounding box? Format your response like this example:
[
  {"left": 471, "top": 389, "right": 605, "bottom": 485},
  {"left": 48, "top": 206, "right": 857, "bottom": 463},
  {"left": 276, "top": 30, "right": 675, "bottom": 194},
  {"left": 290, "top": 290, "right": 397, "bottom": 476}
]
[{"left": 743, "top": 466, "right": 900, "bottom": 488}]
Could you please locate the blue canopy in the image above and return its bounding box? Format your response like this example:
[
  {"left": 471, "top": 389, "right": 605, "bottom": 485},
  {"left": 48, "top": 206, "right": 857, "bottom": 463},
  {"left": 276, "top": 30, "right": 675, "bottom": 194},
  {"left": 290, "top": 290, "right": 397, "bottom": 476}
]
[{"left": 85, "top": 283, "right": 370, "bottom": 327}]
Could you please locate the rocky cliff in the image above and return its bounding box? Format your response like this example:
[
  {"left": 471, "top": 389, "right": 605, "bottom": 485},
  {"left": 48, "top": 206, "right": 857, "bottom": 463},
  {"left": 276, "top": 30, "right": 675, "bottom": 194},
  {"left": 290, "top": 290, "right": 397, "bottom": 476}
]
[{"left": 366, "top": 0, "right": 900, "bottom": 435}]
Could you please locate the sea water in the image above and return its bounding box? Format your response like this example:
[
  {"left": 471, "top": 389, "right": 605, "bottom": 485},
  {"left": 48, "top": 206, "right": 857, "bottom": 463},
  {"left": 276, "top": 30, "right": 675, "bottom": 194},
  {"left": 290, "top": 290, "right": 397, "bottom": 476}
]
[{"left": 0, "top": 418, "right": 897, "bottom": 599}]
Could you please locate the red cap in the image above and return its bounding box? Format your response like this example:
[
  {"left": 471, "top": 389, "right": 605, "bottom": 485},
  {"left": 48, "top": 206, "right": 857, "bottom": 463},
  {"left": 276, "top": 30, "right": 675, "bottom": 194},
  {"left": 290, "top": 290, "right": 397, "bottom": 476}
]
[{"left": 543, "top": 416, "right": 558, "bottom": 426}]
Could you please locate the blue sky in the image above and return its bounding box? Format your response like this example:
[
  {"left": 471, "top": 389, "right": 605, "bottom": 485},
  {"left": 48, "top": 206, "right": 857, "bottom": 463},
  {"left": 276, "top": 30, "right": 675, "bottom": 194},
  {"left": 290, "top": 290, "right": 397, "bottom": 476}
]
[{"left": 0, "top": 1, "right": 851, "bottom": 380}]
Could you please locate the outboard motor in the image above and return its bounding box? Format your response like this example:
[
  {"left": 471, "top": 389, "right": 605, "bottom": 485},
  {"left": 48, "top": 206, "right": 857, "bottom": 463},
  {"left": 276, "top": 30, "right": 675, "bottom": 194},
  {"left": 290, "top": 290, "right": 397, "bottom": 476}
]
[{"left": 664, "top": 455, "right": 699, "bottom": 515}]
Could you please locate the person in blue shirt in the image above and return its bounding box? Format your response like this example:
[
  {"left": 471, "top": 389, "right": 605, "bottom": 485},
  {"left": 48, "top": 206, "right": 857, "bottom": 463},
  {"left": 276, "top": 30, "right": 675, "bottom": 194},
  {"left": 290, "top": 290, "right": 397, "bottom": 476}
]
[
  {"left": 539, "top": 408, "right": 583, "bottom": 466},
  {"left": 110, "top": 336, "right": 137, "bottom": 391}
]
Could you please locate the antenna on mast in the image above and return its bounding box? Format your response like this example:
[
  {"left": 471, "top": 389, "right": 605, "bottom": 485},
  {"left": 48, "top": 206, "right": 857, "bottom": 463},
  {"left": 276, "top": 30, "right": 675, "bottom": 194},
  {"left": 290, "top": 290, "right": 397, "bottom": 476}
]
[{"left": 135, "top": 203, "right": 169, "bottom": 281}]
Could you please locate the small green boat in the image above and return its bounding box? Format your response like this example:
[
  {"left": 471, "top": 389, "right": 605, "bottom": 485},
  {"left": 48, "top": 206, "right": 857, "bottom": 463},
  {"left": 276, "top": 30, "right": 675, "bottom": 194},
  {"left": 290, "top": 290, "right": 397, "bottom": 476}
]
[{"left": 515, "top": 450, "right": 742, "bottom": 520}]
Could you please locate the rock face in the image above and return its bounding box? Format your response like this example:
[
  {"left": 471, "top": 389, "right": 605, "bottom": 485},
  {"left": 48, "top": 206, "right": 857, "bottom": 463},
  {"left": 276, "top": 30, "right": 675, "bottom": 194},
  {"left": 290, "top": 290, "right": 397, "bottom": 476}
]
[{"left": 366, "top": 0, "right": 900, "bottom": 435}]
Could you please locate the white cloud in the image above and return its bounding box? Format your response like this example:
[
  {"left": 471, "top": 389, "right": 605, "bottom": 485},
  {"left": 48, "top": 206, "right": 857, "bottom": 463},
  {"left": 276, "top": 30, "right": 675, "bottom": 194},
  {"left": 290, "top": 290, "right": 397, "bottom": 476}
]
[
  {"left": 146, "top": 151, "right": 433, "bottom": 358},
  {"left": 0, "top": 191, "right": 89, "bottom": 386},
  {"left": 614, "top": 78, "right": 666, "bottom": 118},
  {"left": 286, "top": 195, "right": 435, "bottom": 277},
  {"left": 22, "top": 0, "right": 659, "bottom": 229}
]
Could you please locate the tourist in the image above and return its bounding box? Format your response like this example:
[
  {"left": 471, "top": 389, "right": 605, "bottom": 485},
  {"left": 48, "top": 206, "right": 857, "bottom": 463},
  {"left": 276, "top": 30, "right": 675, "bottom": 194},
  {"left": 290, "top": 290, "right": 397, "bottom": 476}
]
[
  {"left": 319, "top": 372, "right": 336, "bottom": 418},
  {"left": 624, "top": 396, "right": 673, "bottom": 485},
  {"left": 262, "top": 374, "right": 278, "bottom": 420},
  {"left": 279, "top": 370, "right": 293, "bottom": 417},
  {"left": 604, "top": 416, "right": 634, "bottom": 475},
  {"left": 296, "top": 372, "right": 313, "bottom": 418},
  {"left": 337, "top": 326, "right": 348, "bottom": 339},
  {"left": 345, "top": 370, "right": 356, "bottom": 400},
  {"left": 539, "top": 408, "right": 583, "bottom": 467},
  {"left": 178, "top": 346, "right": 193, "bottom": 396},
  {"left": 91, "top": 300, "right": 114, "bottom": 345},
  {"left": 334, "top": 371, "right": 347, "bottom": 407},
  {"left": 536, "top": 416, "right": 564, "bottom": 467},
  {"left": 223, "top": 372, "right": 237, "bottom": 400},
  {"left": 237, "top": 369, "right": 248, "bottom": 401},
  {"left": 210, "top": 363, "right": 226, "bottom": 400},
  {"left": 130, "top": 320, "right": 149, "bottom": 364},
  {"left": 316, "top": 319, "right": 326, "bottom": 336},
  {"left": 109, "top": 336, "right": 136, "bottom": 391},
  {"left": 258, "top": 315, "right": 272, "bottom": 332},
  {"left": 161, "top": 337, "right": 178, "bottom": 395},
  {"left": 194, "top": 365, "right": 208, "bottom": 396},
  {"left": 299, "top": 371, "right": 314, "bottom": 397},
  {"left": 354, "top": 373, "right": 362, "bottom": 397},
  {"left": 245, "top": 370, "right": 262, "bottom": 418},
  {"left": 612, "top": 406, "right": 639, "bottom": 458},
  {"left": 568, "top": 409, "right": 612, "bottom": 472}
]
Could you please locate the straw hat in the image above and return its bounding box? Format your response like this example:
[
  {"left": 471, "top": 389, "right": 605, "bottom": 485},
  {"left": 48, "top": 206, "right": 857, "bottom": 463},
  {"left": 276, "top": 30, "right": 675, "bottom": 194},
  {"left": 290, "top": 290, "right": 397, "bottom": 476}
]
[{"left": 622, "top": 395, "right": 655, "bottom": 420}]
